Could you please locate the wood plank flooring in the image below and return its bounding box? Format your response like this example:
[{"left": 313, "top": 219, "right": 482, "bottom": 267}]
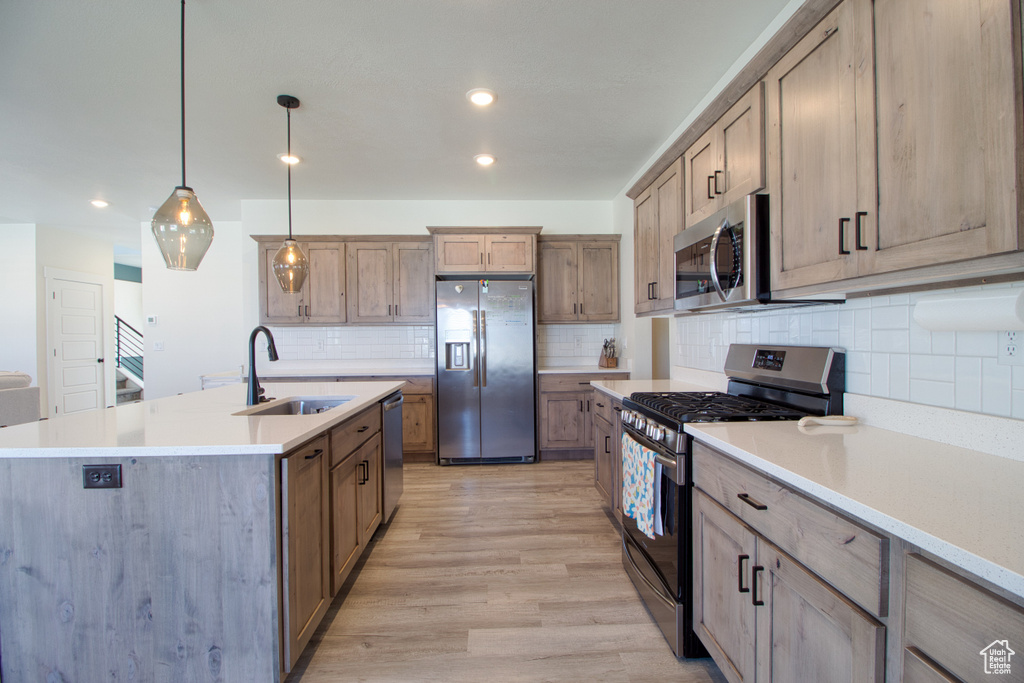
[{"left": 288, "top": 461, "right": 726, "bottom": 683}]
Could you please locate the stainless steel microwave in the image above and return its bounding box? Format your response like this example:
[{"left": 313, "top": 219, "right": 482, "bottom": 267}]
[{"left": 674, "top": 193, "right": 770, "bottom": 313}]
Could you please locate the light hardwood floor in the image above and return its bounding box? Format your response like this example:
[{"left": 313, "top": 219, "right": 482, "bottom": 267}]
[{"left": 288, "top": 461, "right": 726, "bottom": 682}]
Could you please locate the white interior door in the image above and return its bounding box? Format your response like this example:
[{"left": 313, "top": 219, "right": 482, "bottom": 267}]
[{"left": 47, "top": 278, "right": 106, "bottom": 417}]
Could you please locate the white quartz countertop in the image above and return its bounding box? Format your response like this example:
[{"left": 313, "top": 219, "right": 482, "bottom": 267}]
[
  {"left": 0, "top": 381, "right": 404, "bottom": 458},
  {"left": 687, "top": 421, "right": 1024, "bottom": 598},
  {"left": 591, "top": 379, "right": 716, "bottom": 402}
]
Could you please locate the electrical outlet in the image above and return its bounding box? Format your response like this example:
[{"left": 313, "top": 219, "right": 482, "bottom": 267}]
[
  {"left": 315, "top": 339, "right": 325, "bottom": 352},
  {"left": 83, "top": 464, "right": 122, "bottom": 489},
  {"left": 997, "top": 331, "right": 1024, "bottom": 366},
  {"left": 153, "top": 341, "right": 164, "bottom": 351},
  {"left": 574, "top": 336, "right": 584, "bottom": 352}
]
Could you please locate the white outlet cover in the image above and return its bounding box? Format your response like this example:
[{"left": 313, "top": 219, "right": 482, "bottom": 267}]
[{"left": 997, "top": 331, "right": 1024, "bottom": 366}]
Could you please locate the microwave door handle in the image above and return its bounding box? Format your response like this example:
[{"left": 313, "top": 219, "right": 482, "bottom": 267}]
[{"left": 709, "top": 220, "right": 729, "bottom": 302}]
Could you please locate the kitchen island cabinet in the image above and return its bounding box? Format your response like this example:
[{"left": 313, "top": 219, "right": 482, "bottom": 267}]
[{"left": 0, "top": 380, "right": 402, "bottom": 682}]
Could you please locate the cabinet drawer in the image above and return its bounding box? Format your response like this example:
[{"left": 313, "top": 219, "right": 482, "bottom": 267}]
[
  {"left": 592, "top": 394, "right": 615, "bottom": 424},
  {"left": 539, "top": 373, "right": 623, "bottom": 393},
  {"left": 692, "top": 441, "right": 888, "bottom": 617},
  {"left": 330, "top": 405, "right": 381, "bottom": 467},
  {"left": 904, "top": 553, "right": 1024, "bottom": 683}
]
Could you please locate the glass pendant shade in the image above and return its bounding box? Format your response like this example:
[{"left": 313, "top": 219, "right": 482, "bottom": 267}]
[
  {"left": 272, "top": 238, "right": 309, "bottom": 293},
  {"left": 151, "top": 186, "right": 214, "bottom": 271}
]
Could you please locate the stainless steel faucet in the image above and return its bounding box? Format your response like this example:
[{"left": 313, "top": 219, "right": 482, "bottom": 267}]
[{"left": 247, "top": 326, "right": 279, "bottom": 405}]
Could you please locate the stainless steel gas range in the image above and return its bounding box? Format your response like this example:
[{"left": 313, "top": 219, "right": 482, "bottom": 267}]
[{"left": 619, "top": 344, "right": 845, "bottom": 658}]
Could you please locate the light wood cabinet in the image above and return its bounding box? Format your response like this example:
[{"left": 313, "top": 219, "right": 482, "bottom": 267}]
[
  {"left": 766, "top": 1, "right": 873, "bottom": 291},
  {"left": 684, "top": 83, "right": 765, "bottom": 228},
  {"left": 430, "top": 228, "right": 539, "bottom": 274},
  {"left": 347, "top": 240, "right": 433, "bottom": 324},
  {"left": 258, "top": 241, "right": 347, "bottom": 324},
  {"left": 281, "top": 435, "right": 331, "bottom": 672},
  {"left": 538, "top": 373, "right": 627, "bottom": 455},
  {"left": 692, "top": 442, "right": 887, "bottom": 683},
  {"left": 633, "top": 158, "right": 681, "bottom": 315},
  {"left": 592, "top": 394, "right": 622, "bottom": 515},
  {"left": 537, "top": 236, "right": 619, "bottom": 323},
  {"left": 902, "top": 553, "right": 1024, "bottom": 682},
  {"left": 693, "top": 489, "right": 885, "bottom": 683},
  {"left": 768, "top": 0, "right": 1023, "bottom": 294},
  {"left": 328, "top": 405, "right": 383, "bottom": 596}
]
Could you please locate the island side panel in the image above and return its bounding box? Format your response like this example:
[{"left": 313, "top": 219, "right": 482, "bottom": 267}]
[{"left": 0, "top": 454, "right": 281, "bottom": 682}]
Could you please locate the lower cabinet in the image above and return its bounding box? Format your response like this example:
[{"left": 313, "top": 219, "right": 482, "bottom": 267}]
[
  {"left": 693, "top": 489, "right": 886, "bottom": 683},
  {"left": 538, "top": 373, "right": 628, "bottom": 457},
  {"left": 328, "top": 407, "right": 383, "bottom": 596},
  {"left": 281, "top": 435, "right": 331, "bottom": 673},
  {"left": 592, "top": 394, "right": 622, "bottom": 518}
]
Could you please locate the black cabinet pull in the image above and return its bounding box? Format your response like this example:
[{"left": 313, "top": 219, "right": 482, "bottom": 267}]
[
  {"left": 298, "top": 305, "right": 302, "bottom": 317},
  {"left": 737, "top": 492, "right": 768, "bottom": 510},
  {"left": 855, "top": 211, "right": 868, "bottom": 250},
  {"left": 651, "top": 281, "right": 658, "bottom": 300},
  {"left": 713, "top": 169, "right": 723, "bottom": 195},
  {"left": 395, "top": 305, "right": 399, "bottom": 316},
  {"left": 752, "top": 565, "right": 765, "bottom": 606},
  {"left": 839, "top": 217, "right": 851, "bottom": 255},
  {"left": 388, "top": 305, "right": 392, "bottom": 316},
  {"left": 738, "top": 554, "right": 750, "bottom": 593},
  {"left": 573, "top": 302, "right": 577, "bottom": 315},
  {"left": 707, "top": 175, "right": 716, "bottom": 199},
  {"left": 604, "top": 435, "right": 610, "bottom": 453},
  {"left": 580, "top": 303, "right": 584, "bottom": 315},
  {"left": 305, "top": 448, "right": 324, "bottom": 460},
  {"left": 586, "top": 400, "right": 591, "bottom": 412},
  {"left": 358, "top": 460, "right": 368, "bottom": 484},
  {"left": 305, "top": 305, "right": 310, "bottom": 317},
  {"left": 579, "top": 400, "right": 584, "bottom": 411},
  {"left": 596, "top": 402, "right": 605, "bottom": 408},
  {"left": 357, "top": 425, "right": 369, "bottom": 433},
  {"left": 612, "top": 406, "right": 622, "bottom": 413}
]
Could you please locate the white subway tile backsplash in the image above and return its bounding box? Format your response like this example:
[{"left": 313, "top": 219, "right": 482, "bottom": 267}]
[
  {"left": 909, "top": 379, "right": 956, "bottom": 408},
  {"left": 672, "top": 280, "right": 1022, "bottom": 421},
  {"left": 956, "top": 331, "right": 998, "bottom": 357},
  {"left": 981, "top": 358, "right": 1012, "bottom": 417},
  {"left": 954, "top": 357, "right": 983, "bottom": 412}
]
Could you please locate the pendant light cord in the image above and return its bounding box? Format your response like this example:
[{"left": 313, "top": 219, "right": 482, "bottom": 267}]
[
  {"left": 287, "top": 106, "right": 293, "bottom": 240},
  {"left": 180, "top": 0, "right": 187, "bottom": 188}
]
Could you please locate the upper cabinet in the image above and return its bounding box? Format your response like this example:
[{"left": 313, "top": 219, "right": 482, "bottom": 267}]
[
  {"left": 537, "top": 236, "right": 620, "bottom": 323},
  {"left": 633, "top": 158, "right": 682, "bottom": 315},
  {"left": 429, "top": 228, "right": 540, "bottom": 274},
  {"left": 347, "top": 239, "right": 434, "bottom": 324},
  {"left": 684, "top": 83, "right": 766, "bottom": 228},
  {"left": 258, "top": 240, "right": 347, "bottom": 325},
  {"left": 767, "top": 0, "right": 1023, "bottom": 293}
]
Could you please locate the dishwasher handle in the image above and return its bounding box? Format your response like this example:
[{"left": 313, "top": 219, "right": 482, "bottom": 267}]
[{"left": 382, "top": 393, "right": 404, "bottom": 411}]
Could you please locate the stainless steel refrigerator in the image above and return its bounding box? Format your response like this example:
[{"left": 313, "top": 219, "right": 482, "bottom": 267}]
[{"left": 435, "top": 279, "right": 537, "bottom": 464}]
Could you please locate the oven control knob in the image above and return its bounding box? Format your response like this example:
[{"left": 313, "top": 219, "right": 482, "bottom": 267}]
[
  {"left": 651, "top": 425, "right": 665, "bottom": 442},
  {"left": 635, "top": 416, "right": 646, "bottom": 431}
]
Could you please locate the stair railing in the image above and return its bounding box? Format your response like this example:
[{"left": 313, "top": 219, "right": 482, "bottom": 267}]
[{"left": 115, "top": 316, "right": 144, "bottom": 381}]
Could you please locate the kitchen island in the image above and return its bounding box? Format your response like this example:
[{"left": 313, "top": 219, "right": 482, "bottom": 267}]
[{"left": 0, "top": 380, "right": 403, "bottom": 683}]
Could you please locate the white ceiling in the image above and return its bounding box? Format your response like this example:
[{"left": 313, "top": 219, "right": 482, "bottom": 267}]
[{"left": 0, "top": 0, "right": 790, "bottom": 260}]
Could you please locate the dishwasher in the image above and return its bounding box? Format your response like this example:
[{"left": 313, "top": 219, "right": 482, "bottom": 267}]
[{"left": 381, "top": 392, "right": 404, "bottom": 522}]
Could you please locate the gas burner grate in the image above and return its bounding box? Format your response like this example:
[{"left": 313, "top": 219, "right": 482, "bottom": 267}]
[{"left": 628, "top": 391, "right": 808, "bottom": 423}]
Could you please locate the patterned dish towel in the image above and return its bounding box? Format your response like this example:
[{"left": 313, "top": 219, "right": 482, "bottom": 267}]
[{"left": 622, "top": 432, "right": 657, "bottom": 539}]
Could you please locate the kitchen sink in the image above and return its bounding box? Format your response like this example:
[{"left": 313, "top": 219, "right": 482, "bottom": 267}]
[{"left": 235, "top": 396, "right": 355, "bottom": 417}]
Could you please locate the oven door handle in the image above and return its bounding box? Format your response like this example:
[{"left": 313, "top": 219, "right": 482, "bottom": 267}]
[
  {"left": 654, "top": 453, "right": 677, "bottom": 471},
  {"left": 622, "top": 535, "right": 676, "bottom": 609}
]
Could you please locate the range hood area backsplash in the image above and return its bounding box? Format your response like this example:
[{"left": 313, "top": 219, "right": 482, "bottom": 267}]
[
  {"left": 674, "top": 280, "right": 1024, "bottom": 420},
  {"left": 265, "top": 323, "right": 619, "bottom": 365}
]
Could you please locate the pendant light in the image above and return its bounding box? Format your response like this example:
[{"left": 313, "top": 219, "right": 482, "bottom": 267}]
[
  {"left": 271, "top": 95, "right": 309, "bottom": 293},
  {"left": 151, "top": 0, "right": 214, "bottom": 271}
]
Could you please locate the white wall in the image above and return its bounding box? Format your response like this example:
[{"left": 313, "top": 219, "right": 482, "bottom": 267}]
[
  {"left": 35, "top": 226, "right": 115, "bottom": 411},
  {"left": 142, "top": 221, "right": 245, "bottom": 399},
  {"left": 0, "top": 225, "right": 38, "bottom": 383},
  {"left": 114, "top": 279, "right": 144, "bottom": 332}
]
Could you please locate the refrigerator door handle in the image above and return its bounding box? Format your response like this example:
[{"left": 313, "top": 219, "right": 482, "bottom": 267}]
[
  {"left": 471, "top": 310, "right": 479, "bottom": 387},
  {"left": 480, "top": 310, "right": 487, "bottom": 387}
]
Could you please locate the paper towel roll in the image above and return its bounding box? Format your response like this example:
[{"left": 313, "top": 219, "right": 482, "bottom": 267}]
[{"left": 912, "top": 289, "right": 1024, "bottom": 331}]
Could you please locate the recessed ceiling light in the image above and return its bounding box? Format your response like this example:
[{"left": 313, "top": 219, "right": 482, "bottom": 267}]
[
  {"left": 278, "top": 153, "right": 301, "bottom": 165},
  {"left": 474, "top": 154, "right": 495, "bottom": 166},
  {"left": 467, "top": 88, "right": 496, "bottom": 106},
  {"left": 90, "top": 199, "right": 109, "bottom": 208}
]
